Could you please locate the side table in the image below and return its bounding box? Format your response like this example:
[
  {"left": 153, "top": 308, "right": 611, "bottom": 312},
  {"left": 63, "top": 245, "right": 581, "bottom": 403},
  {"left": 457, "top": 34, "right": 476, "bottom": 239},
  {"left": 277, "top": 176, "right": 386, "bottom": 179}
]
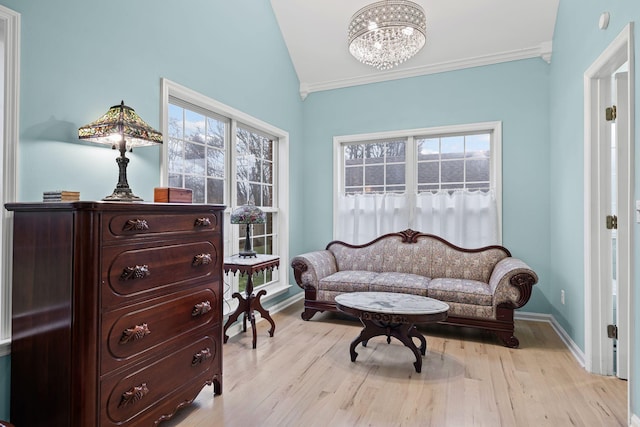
[{"left": 223, "top": 254, "right": 279, "bottom": 348}]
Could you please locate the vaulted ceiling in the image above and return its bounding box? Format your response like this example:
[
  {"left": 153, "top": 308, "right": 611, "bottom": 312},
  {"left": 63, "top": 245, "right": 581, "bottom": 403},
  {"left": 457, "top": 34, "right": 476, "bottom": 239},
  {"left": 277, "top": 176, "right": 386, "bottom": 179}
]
[{"left": 270, "top": 0, "right": 560, "bottom": 98}]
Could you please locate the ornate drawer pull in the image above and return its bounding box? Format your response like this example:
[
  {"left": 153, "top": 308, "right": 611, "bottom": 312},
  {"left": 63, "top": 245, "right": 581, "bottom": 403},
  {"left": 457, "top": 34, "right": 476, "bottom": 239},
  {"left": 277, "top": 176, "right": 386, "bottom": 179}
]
[
  {"left": 123, "top": 219, "right": 149, "bottom": 231},
  {"left": 191, "top": 347, "right": 212, "bottom": 366},
  {"left": 120, "top": 265, "right": 150, "bottom": 280},
  {"left": 118, "top": 383, "right": 149, "bottom": 408},
  {"left": 194, "top": 217, "right": 211, "bottom": 228},
  {"left": 120, "top": 323, "right": 151, "bottom": 344},
  {"left": 192, "top": 301, "right": 212, "bottom": 317},
  {"left": 192, "top": 253, "right": 212, "bottom": 266}
]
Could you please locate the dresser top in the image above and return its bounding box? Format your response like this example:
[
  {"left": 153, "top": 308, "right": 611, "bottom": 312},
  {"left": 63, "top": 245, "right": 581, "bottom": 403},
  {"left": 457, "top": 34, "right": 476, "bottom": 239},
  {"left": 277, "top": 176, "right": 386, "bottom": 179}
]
[{"left": 5, "top": 201, "right": 226, "bottom": 213}]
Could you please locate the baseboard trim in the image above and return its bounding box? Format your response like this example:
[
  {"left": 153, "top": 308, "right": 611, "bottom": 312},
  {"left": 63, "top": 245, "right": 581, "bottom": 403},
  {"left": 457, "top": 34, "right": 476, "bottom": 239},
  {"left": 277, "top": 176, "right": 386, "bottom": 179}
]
[
  {"left": 631, "top": 413, "right": 639, "bottom": 427},
  {"left": 515, "top": 311, "right": 585, "bottom": 368}
]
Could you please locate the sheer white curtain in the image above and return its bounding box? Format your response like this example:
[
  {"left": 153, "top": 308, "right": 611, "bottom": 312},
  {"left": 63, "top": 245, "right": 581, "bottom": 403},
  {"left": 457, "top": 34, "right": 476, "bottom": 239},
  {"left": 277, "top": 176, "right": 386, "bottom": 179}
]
[
  {"left": 335, "top": 193, "right": 410, "bottom": 244},
  {"left": 415, "top": 190, "right": 499, "bottom": 248},
  {"left": 335, "top": 190, "right": 499, "bottom": 248}
]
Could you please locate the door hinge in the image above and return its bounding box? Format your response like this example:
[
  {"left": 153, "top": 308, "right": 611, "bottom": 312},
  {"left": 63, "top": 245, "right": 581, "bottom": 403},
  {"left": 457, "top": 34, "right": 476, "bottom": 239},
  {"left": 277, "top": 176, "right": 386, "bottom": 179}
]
[
  {"left": 606, "top": 105, "right": 617, "bottom": 121},
  {"left": 606, "top": 214, "right": 618, "bottom": 230},
  {"left": 607, "top": 324, "right": 618, "bottom": 339}
]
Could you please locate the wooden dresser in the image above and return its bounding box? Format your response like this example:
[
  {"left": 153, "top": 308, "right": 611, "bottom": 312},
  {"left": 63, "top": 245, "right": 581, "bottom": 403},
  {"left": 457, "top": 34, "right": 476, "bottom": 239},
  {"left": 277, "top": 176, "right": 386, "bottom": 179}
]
[{"left": 5, "top": 202, "right": 224, "bottom": 426}]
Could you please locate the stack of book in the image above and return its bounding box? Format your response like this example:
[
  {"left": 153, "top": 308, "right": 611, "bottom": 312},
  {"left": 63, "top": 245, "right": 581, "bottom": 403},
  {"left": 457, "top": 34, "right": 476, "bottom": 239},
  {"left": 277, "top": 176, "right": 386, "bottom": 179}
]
[{"left": 43, "top": 190, "right": 80, "bottom": 202}]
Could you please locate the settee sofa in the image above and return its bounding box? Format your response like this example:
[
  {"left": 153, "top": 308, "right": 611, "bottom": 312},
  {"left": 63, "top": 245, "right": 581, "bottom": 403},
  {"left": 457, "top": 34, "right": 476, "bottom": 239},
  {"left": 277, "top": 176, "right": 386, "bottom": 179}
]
[{"left": 291, "top": 229, "right": 538, "bottom": 348}]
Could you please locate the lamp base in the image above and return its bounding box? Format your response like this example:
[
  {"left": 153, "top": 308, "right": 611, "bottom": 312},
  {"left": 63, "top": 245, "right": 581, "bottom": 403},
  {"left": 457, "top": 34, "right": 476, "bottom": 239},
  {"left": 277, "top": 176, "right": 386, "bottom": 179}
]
[
  {"left": 103, "top": 187, "right": 143, "bottom": 202},
  {"left": 238, "top": 250, "right": 257, "bottom": 258}
]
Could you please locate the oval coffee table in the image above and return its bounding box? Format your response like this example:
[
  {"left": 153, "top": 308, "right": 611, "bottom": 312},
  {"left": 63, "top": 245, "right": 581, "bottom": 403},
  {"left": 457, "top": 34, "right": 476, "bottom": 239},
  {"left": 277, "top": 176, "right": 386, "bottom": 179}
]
[{"left": 335, "top": 291, "right": 449, "bottom": 373}]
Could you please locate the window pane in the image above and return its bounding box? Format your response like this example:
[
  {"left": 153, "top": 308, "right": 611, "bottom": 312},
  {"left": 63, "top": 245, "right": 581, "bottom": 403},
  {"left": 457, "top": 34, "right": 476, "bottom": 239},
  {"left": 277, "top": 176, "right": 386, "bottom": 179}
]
[
  {"left": 417, "top": 138, "right": 439, "bottom": 161},
  {"left": 418, "top": 184, "right": 439, "bottom": 193},
  {"left": 345, "top": 145, "right": 364, "bottom": 164},
  {"left": 185, "top": 175, "right": 205, "bottom": 203},
  {"left": 206, "top": 117, "right": 225, "bottom": 148},
  {"left": 237, "top": 182, "right": 249, "bottom": 205},
  {"left": 441, "top": 160, "right": 464, "bottom": 183},
  {"left": 263, "top": 185, "right": 273, "bottom": 207},
  {"left": 466, "top": 158, "right": 490, "bottom": 182},
  {"left": 184, "top": 142, "right": 205, "bottom": 174},
  {"left": 168, "top": 139, "right": 184, "bottom": 173},
  {"left": 466, "top": 134, "right": 490, "bottom": 157},
  {"left": 386, "top": 164, "right": 405, "bottom": 185},
  {"left": 184, "top": 110, "right": 206, "bottom": 143},
  {"left": 262, "top": 161, "right": 273, "bottom": 185},
  {"left": 364, "top": 143, "right": 385, "bottom": 163},
  {"left": 364, "top": 165, "right": 384, "bottom": 186},
  {"left": 441, "top": 136, "right": 464, "bottom": 159},
  {"left": 207, "top": 177, "right": 224, "bottom": 204},
  {"left": 207, "top": 148, "right": 224, "bottom": 178},
  {"left": 168, "top": 104, "right": 183, "bottom": 139},
  {"left": 466, "top": 182, "right": 490, "bottom": 191},
  {"left": 345, "top": 166, "right": 363, "bottom": 187},
  {"left": 418, "top": 162, "right": 439, "bottom": 184},
  {"left": 168, "top": 173, "right": 182, "bottom": 188},
  {"left": 386, "top": 141, "right": 406, "bottom": 161}
]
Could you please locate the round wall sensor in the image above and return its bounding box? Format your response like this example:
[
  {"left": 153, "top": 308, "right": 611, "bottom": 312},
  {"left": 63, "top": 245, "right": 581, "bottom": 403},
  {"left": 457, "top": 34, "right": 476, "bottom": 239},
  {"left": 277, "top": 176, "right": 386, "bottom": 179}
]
[{"left": 599, "top": 12, "right": 610, "bottom": 30}]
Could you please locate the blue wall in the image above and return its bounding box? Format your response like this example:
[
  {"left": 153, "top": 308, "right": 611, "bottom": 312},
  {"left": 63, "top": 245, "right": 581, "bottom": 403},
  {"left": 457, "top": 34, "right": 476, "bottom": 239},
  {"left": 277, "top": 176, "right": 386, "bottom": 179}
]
[
  {"left": 548, "top": 0, "right": 640, "bottom": 417},
  {"left": 0, "top": 0, "right": 303, "bottom": 420},
  {"left": 302, "top": 59, "right": 552, "bottom": 314}
]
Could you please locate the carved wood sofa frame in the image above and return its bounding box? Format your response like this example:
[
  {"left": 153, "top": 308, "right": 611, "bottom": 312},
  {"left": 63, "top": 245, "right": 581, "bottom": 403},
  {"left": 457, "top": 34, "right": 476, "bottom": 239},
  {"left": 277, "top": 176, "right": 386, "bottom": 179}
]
[{"left": 291, "top": 229, "right": 538, "bottom": 348}]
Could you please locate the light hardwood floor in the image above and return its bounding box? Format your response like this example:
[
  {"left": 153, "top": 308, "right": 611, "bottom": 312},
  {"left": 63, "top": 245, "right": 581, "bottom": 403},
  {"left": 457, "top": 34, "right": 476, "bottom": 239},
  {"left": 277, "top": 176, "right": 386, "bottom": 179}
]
[{"left": 163, "top": 300, "right": 627, "bottom": 427}]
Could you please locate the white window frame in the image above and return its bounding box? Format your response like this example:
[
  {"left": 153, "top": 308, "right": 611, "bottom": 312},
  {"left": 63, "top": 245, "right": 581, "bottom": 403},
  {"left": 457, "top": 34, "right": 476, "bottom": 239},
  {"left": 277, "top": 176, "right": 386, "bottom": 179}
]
[
  {"left": 333, "top": 121, "right": 502, "bottom": 242},
  {"left": 160, "top": 79, "right": 290, "bottom": 312},
  {"left": 0, "top": 5, "right": 20, "bottom": 357}
]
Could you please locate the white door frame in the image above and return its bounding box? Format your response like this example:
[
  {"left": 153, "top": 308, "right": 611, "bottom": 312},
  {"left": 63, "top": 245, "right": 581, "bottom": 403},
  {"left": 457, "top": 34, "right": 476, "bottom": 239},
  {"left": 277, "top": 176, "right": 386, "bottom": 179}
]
[{"left": 584, "top": 20, "right": 634, "bottom": 414}]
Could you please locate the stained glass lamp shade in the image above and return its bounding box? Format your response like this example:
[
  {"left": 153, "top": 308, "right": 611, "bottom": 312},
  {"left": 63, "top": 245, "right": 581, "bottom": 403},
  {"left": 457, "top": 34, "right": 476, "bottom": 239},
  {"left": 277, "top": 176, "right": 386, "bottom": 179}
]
[
  {"left": 230, "top": 205, "right": 266, "bottom": 258},
  {"left": 78, "top": 101, "right": 162, "bottom": 201}
]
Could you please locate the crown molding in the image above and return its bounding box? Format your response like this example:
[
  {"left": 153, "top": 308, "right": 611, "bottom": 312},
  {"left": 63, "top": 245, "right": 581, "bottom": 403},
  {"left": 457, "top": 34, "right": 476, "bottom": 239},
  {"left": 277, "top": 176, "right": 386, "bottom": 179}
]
[{"left": 300, "top": 41, "right": 553, "bottom": 99}]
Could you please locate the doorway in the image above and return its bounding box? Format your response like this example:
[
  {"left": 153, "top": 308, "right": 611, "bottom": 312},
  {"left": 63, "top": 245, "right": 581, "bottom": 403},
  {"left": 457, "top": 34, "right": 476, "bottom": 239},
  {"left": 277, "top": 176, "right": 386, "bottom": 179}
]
[{"left": 584, "top": 20, "right": 633, "bottom": 415}]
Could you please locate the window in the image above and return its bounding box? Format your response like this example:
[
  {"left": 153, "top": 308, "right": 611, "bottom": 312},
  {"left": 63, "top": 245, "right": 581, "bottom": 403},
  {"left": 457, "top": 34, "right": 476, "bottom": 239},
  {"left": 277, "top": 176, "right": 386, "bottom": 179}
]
[
  {"left": 0, "top": 6, "right": 20, "bottom": 356},
  {"left": 161, "top": 79, "right": 290, "bottom": 310},
  {"left": 334, "top": 122, "right": 501, "bottom": 247}
]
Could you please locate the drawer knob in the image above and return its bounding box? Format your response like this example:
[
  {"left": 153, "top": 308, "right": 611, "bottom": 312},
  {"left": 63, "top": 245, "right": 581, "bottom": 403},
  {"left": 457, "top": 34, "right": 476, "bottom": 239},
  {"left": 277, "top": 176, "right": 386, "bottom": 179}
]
[
  {"left": 120, "top": 265, "right": 150, "bottom": 280},
  {"left": 194, "top": 217, "right": 211, "bottom": 228},
  {"left": 120, "top": 323, "right": 151, "bottom": 344},
  {"left": 192, "top": 301, "right": 212, "bottom": 317},
  {"left": 191, "top": 347, "right": 212, "bottom": 366},
  {"left": 118, "top": 383, "right": 149, "bottom": 408},
  {"left": 123, "top": 219, "right": 149, "bottom": 231},
  {"left": 192, "top": 253, "right": 212, "bottom": 266}
]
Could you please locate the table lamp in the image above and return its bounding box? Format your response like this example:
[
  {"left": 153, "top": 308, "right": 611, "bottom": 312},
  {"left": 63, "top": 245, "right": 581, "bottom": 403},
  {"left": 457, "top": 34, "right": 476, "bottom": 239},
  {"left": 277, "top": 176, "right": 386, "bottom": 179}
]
[
  {"left": 230, "top": 205, "right": 266, "bottom": 258},
  {"left": 78, "top": 100, "right": 163, "bottom": 201}
]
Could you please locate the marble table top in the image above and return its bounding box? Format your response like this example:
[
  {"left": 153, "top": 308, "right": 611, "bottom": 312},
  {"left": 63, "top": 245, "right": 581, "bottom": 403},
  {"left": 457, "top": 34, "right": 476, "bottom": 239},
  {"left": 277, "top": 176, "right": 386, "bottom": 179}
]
[{"left": 335, "top": 292, "right": 449, "bottom": 315}]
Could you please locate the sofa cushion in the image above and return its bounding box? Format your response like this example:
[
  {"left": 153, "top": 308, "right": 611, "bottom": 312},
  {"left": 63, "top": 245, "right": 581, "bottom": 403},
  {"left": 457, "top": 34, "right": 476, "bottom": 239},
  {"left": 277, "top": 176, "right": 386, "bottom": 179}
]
[
  {"left": 318, "top": 271, "right": 378, "bottom": 293},
  {"left": 427, "top": 278, "right": 493, "bottom": 306},
  {"left": 370, "top": 272, "right": 429, "bottom": 296}
]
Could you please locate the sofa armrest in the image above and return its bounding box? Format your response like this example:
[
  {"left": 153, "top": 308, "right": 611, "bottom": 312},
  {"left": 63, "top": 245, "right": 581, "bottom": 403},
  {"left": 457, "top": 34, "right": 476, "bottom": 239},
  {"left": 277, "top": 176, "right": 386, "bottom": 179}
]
[
  {"left": 489, "top": 257, "right": 538, "bottom": 308},
  {"left": 291, "top": 250, "right": 338, "bottom": 290}
]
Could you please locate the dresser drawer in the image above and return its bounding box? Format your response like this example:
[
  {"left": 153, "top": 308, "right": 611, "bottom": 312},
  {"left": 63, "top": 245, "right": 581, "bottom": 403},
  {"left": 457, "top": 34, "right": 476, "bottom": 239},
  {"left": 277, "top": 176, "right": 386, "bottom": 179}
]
[
  {"left": 101, "top": 287, "right": 220, "bottom": 374},
  {"left": 102, "top": 212, "right": 221, "bottom": 242},
  {"left": 101, "top": 335, "right": 219, "bottom": 426},
  {"left": 102, "top": 240, "right": 220, "bottom": 306}
]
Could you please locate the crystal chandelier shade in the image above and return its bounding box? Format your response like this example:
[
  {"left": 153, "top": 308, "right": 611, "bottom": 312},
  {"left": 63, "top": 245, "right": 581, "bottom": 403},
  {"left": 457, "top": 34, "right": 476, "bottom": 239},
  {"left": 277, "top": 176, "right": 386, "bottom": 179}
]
[{"left": 348, "top": 0, "right": 427, "bottom": 71}]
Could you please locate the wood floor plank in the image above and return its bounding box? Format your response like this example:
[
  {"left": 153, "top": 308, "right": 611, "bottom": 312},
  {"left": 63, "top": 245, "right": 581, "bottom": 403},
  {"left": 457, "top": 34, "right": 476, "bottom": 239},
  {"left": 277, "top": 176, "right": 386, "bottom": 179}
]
[{"left": 161, "top": 300, "right": 627, "bottom": 427}]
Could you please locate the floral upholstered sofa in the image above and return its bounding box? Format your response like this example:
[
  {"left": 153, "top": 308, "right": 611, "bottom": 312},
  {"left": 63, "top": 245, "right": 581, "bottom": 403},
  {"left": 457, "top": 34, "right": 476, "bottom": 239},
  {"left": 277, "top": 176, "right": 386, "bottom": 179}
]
[{"left": 290, "top": 229, "right": 538, "bottom": 348}]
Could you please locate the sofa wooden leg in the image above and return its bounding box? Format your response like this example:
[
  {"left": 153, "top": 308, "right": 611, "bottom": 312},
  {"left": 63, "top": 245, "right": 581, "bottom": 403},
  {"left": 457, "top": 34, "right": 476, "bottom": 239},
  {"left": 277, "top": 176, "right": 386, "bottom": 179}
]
[
  {"left": 301, "top": 307, "right": 320, "bottom": 321},
  {"left": 496, "top": 331, "right": 519, "bottom": 348}
]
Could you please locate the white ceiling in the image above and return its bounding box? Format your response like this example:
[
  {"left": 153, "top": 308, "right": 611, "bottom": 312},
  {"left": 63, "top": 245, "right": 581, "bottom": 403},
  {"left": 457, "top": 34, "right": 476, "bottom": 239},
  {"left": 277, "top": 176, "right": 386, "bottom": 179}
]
[{"left": 270, "top": 0, "right": 560, "bottom": 99}]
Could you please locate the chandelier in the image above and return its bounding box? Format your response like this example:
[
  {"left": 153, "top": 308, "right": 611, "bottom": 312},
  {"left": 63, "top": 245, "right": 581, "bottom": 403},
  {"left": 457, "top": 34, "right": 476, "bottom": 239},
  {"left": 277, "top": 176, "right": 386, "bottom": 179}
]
[{"left": 348, "top": 0, "right": 427, "bottom": 71}]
